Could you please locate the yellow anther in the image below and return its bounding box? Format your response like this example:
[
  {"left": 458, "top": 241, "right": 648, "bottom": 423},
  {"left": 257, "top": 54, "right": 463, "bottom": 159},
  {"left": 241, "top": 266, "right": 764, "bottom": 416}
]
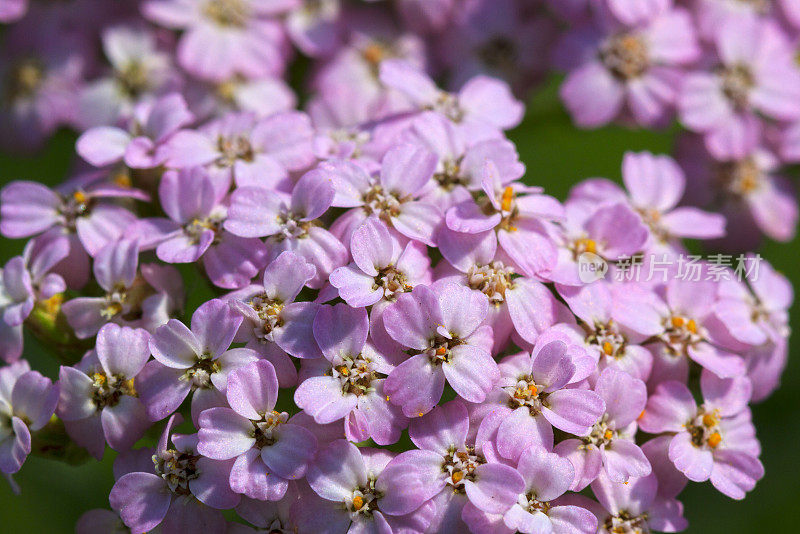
[
  {"left": 604, "top": 429, "right": 614, "bottom": 440},
  {"left": 451, "top": 470, "right": 464, "bottom": 484},
  {"left": 337, "top": 366, "right": 350, "bottom": 376},
  {"left": 363, "top": 43, "right": 385, "bottom": 65},
  {"left": 417, "top": 412, "right": 424, "bottom": 417},
  {"left": 41, "top": 293, "right": 63, "bottom": 315},
  {"left": 113, "top": 171, "right": 132, "bottom": 188},
  {"left": 435, "top": 346, "right": 447, "bottom": 356},
  {"left": 671, "top": 316, "right": 685, "bottom": 328},
  {"left": 602, "top": 341, "right": 614, "bottom": 356},
  {"left": 500, "top": 186, "right": 514, "bottom": 212},
  {"left": 352, "top": 495, "right": 364, "bottom": 510},
  {"left": 528, "top": 384, "right": 538, "bottom": 396},
  {"left": 73, "top": 190, "right": 88, "bottom": 204},
  {"left": 707, "top": 432, "right": 722, "bottom": 448},
  {"left": 687, "top": 319, "right": 698, "bottom": 334},
  {"left": 575, "top": 238, "right": 597, "bottom": 254},
  {"left": 92, "top": 372, "right": 106, "bottom": 385},
  {"left": 702, "top": 413, "right": 718, "bottom": 428}
]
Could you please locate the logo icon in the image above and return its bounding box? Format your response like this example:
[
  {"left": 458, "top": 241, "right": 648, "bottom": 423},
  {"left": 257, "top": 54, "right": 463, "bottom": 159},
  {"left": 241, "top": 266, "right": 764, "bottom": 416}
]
[{"left": 577, "top": 252, "right": 608, "bottom": 283}]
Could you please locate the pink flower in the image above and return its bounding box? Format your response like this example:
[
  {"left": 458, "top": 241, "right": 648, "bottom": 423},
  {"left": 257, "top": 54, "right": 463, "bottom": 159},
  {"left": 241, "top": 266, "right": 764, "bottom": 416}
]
[
  {"left": 77, "top": 93, "right": 193, "bottom": 169},
  {"left": 137, "top": 298, "right": 260, "bottom": 422},
  {"left": 558, "top": 7, "right": 699, "bottom": 128},
  {"left": 323, "top": 143, "right": 442, "bottom": 246},
  {"left": 444, "top": 161, "right": 563, "bottom": 278},
  {"left": 143, "top": 0, "right": 291, "bottom": 81},
  {"left": 388, "top": 401, "right": 526, "bottom": 526},
  {"left": 58, "top": 324, "right": 152, "bottom": 459},
  {"left": 109, "top": 414, "right": 239, "bottom": 532},
  {"left": 165, "top": 111, "right": 315, "bottom": 189},
  {"left": 62, "top": 239, "right": 184, "bottom": 338},
  {"left": 679, "top": 17, "right": 800, "bottom": 146},
  {"left": 0, "top": 362, "right": 59, "bottom": 474},
  {"left": 639, "top": 371, "right": 763, "bottom": 499},
  {"left": 198, "top": 360, "right": 317, "bottom": 501},
  {"left": 477, "top": 334, "right": 604, "bottom": 459},
  {"left": 226, "top": 251, "right": 322, "bottom": 362},
  {"left": 130, "top": 166, "right": 268, "bottom": 289},
  {"left": 382, "top": 282, "right": 499, "bottom": 416},
  {"left": 295, "top": 303, "right": 407, "bottom": 444},
  {"left": 380, "top": 59, "right": 524, "bottom": 136},
  {"left": 225, "top": 169, "right": 347, "bottom": 288},
  {"left": 329, "top": 216, "right": 430, "bottom": 307},
  {"left": 295, "top": 439, "right": 436, "bottom": 533},
  {"left": 555, "top": 368, "right": 651, "bottom": 490}
]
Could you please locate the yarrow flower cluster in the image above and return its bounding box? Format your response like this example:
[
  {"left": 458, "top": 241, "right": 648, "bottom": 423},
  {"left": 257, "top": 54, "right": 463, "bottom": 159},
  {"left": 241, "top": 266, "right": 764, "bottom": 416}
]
[{"left": 0, "top": 0, "right": 796, "bottom": 533}]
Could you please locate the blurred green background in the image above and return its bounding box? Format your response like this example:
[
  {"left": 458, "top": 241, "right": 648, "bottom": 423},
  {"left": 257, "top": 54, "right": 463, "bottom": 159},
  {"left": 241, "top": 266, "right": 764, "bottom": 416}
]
[{"left": 1, "top": 78, "right": 798, "bottom": 532}]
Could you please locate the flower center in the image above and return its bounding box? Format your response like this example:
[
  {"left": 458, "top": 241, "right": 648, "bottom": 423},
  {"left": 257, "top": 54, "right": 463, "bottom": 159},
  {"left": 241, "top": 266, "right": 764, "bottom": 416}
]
[
  {"left": 518, "top": 492, "right": 551, "bottom": 515},
  {"left": 58, "top": 190, "right": 93, "bottom": 231},
  {"left": 203, "top": 0, "right": 250, "bottom": 27},
  {"left": 443, "top": 446, "right": 484, "bottom": 492},
  {"left": 659, "top": 315, "right": 702, "bottom": 355},
  {"left": 433, "top": 158, "right": 467, "bottom": 191},
  {"left": 252, "top": 410, "right": 289, "bottom": 448},
  {"left": 346, "top": 478, "right": 383, "bottom": 517},
  {"left": 248, "top": 293, "right": 285, "bottom": 340},
  {"left": 716, "top": 157, "right": 762, "bottom": 197},
  {"left": 154, "top": 449, "right": 200, "bottom": 495},
  {"left": 585, "top": 414, "right": 617, "bottom": 447},
  {"left": 89, "top": 371, "right": 137, "bottom": 409},
  {"left": 603, "top": 510, "right": 649, "bottom": 534},
  {"left": 3, "top": 58, "right": 44, "bottom": 103},
  {"left": 181, "top": 355, "right": 221, "bottom": 389},
  {"left": 586, "top": 320, "right": 627, "bottom": 360},
  {"left": 571, "top": 237, "right": 598, "bottom": 259},
  {"left": 216, "top": 134, "right": 254, "bottom": 167},
  {"left": 363, "top": 184, "right": 404, "bottom": 218},
  {"left": 428, "top": 92, "right": 465, "bottom": 123},
  {"left": 424, "top": 334, "right": 464, "bottom": 365},
  {"left": 467, "top": 261, "right": 514, "bottom": 304},
  {"left": 274, "top": 211, "right": 314, "bottom": 241},
  {"left": 184, "top": 214, "right": 225, "bottom": 245},
  {"left": 329, "top": 353, "right": 378, "bottom": 397},
  {"left": 116, "top": 61, "right": 151, "bottom": 98},
  {"left": 719, "top": 64, "right": 754, "bottom": 110},
  {"left": 375, "top": 265, "right": 412, "bottom": 300},
  {"left": 601, "top": 34, "right": 649, "bottom": 80},
  {"left": 687, "top": 406, "right": 722, "bottom": 449},
  {"left": 505, "top": 376, "right": 548, "bottom": 414}
]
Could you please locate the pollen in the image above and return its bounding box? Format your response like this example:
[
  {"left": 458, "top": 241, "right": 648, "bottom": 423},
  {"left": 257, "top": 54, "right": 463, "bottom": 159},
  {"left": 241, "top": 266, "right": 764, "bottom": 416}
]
[
  {"left": 451, "top": 470, "right": 464, "bottom": 484},
  {"left": 501, "top": 186, "right": 514, "bottom": 212},
  {"left": 436, "top": 346, "right": 447, "bottom": 356},
  {"left": 671, "top": 316, "right": 685, "bottom": 328},
  {"left": 73, "top": 190, "right": 88, "bottom": 204},
  {"left": 92, "top": 372, "right": 106, "bottom": 385},
  {"left": 702, "top": 413, "right": 718, "bottom": 428},
  {"left": 687, "top": 319, "right": 698, "bottom": 334},
  {"left": 417, "top": 412, "right": 424, "bottom": 417},
  {"left": 707, "top": 432, "right": 722, "bottom": 448},
  {"left": 41, "top": 293, "right": 64, "bottom": 315},
  {"left": 352, "top": 495, "right": 364, "bottom": 510},
  {"left": 604, "top": 429, "right": 614, "bottom": 440},
  {"left": 575, "top": 238, "right": 597, "bottom": 254},
  {"left": 602, "top": 341, "right": 614, "bottom": 355},
  {"left": 363, "top": 43, "right": 385, "bottom": 66},
  {"left": 528, "top": 384, "right": 538, "bottom": 396}
]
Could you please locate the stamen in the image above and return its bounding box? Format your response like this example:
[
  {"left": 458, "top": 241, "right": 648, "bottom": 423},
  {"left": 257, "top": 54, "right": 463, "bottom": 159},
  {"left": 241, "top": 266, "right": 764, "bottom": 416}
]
[{"left": 501, "top": 186, "right": 514, "bottom": 212}]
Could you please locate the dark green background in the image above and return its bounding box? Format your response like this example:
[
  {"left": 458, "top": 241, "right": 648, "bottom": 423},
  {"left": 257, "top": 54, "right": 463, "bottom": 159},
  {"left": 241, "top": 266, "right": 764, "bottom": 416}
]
[{"left": 1, "top": 79, "right": 798, "bottom": 532}]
